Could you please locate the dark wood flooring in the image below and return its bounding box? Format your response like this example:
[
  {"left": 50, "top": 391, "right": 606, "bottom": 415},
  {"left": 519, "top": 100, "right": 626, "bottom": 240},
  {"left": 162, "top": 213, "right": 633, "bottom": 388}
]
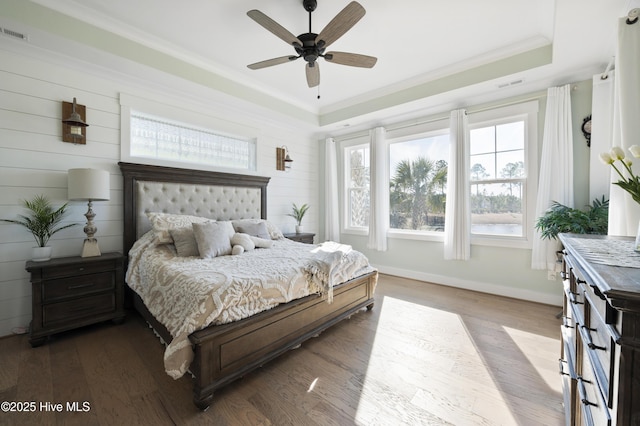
[{"left": 0, "top": 274, "right": 564, "bottom": 425}]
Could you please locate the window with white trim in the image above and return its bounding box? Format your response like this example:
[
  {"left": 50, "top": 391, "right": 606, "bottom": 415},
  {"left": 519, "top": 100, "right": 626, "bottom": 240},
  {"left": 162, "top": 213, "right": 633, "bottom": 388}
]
[
  {"left": 468, "top": 101, "right": 538, "bottom": 247},
  {"left": 130, "top": 114, "right": 256, "bottom": 171},
  {"left": 344, "top": 143, "right": 370, "bottom": 230}
]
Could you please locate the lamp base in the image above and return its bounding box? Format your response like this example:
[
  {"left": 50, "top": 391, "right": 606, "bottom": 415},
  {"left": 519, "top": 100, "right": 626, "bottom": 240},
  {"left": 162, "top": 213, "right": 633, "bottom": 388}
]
[{"left": 81, "top": 238, "right": 101, "bottom": 257}]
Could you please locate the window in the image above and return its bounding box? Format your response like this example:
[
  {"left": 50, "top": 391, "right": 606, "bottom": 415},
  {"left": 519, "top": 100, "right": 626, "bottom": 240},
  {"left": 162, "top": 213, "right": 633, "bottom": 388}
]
[
  {"left": 389, "top": 132, "right": 449, "bottom": 232},
  {"left": 130, "top": 114, "right": 256, "bottom": 171},
  {"left": 344, "top": 144, "right": 370, "bottom": 229},
  {"left": 120, "top": 93, "right": 258, "bottom": 172},
  {"left": 468, "top": 101, "right": 538, "bottom": 246}
]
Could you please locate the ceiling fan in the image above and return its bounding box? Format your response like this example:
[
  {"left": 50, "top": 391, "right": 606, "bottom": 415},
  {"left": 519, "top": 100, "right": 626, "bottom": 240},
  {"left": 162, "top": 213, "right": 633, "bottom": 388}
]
[{"left": 247, "top": 0, "right": 377, "bottom": 88}]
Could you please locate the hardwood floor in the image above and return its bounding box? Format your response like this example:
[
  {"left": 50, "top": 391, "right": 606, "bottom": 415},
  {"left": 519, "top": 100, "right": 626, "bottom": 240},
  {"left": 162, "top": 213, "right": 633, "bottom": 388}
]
[{"left": 0, "top": 274, "right": 564, "bottom": 425}]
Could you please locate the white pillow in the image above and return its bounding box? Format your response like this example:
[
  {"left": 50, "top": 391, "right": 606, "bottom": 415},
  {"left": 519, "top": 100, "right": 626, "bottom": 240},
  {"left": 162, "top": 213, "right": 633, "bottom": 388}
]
[
  {"left": 146, "top": 212, "right": 211, "bottom": 244},
  {"left": 232, "top": 219, "right": 284, "bottom": 240},
  {"left": 192, "top": 221, "right": 235, "bottom": 258}
]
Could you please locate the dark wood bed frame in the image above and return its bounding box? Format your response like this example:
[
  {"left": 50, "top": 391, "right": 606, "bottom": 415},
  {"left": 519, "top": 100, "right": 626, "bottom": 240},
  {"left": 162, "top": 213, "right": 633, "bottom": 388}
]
[{"left": 119, "top": 162, "right": 377, "bottom": 410}]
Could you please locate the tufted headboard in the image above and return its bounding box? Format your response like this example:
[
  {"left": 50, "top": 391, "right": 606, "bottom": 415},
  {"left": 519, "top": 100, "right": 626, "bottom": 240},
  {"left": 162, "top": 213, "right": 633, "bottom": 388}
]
[{"left": 119, "top": 162, "right": 270, "bottom": 258}]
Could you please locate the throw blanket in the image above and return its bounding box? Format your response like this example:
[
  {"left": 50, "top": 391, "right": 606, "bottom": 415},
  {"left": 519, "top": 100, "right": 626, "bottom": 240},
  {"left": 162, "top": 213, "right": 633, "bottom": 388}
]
[
  {"left": 126, "top": 232, "right": 375, "bottom": 379},
  {"left": 304, "top": 242, "right": 354, "bottom": 303}
]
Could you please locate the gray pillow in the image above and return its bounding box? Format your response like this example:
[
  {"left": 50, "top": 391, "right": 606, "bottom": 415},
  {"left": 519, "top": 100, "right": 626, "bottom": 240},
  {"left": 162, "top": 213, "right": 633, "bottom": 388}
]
[
  {"left": 192, "top": 221, "right": 234, "bottom": 258},
  {"left": 169, "top": 227, "right": 199, "bottom": 257},
  {"left": 234, "top": 221, "right": 270, "bottom": 239}
]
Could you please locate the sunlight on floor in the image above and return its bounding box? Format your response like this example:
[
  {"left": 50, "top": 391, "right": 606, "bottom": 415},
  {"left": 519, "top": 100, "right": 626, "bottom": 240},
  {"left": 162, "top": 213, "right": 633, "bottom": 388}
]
[{"left": 353, "top": 295, "right": 558, "bottom": 425}]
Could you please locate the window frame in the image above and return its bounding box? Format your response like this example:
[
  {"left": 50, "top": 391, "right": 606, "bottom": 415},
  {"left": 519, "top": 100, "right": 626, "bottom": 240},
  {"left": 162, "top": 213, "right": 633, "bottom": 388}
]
[
  {"left": 120, "top": 93, "right": 258, "bottom": 173},
  {"left": 386, "top": 126, "right": 450, "bottom": 242},
  {"left": 467, "top": 101, "right": 539, "bottom": 249},
  {"left": 340, "top": 136, "right": 371, "bottom": 236}
]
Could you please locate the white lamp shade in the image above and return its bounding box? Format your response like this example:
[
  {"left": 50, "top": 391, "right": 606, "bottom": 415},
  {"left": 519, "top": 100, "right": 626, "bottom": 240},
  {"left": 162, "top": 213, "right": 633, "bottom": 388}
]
[{"left": 68, "top": 168, "right": 110, "bottom": 201}]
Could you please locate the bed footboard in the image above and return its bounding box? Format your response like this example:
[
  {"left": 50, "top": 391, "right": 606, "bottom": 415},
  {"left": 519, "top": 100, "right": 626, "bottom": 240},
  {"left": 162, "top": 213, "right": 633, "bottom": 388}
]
[{"left": 189, "top": 270, "right": 377, "bottom": 410}]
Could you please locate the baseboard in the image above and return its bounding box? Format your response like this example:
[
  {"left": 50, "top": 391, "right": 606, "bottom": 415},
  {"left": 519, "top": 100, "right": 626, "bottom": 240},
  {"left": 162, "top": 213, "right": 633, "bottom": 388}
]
[{"left": 373, "top": 264, "right": 563, "bottom": 307}]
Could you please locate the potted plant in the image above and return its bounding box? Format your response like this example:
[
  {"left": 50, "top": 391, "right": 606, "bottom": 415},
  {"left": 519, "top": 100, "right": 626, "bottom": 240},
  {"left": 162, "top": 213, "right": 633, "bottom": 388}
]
[
  {"left": 535, "top": 196, "right": 609, "bottom": 240},
  {"left": 2, "top": 195, "right": 77, "bottom": 261},
  {"left": 288, "top": 203, "right": 309, "bottom": 233}
]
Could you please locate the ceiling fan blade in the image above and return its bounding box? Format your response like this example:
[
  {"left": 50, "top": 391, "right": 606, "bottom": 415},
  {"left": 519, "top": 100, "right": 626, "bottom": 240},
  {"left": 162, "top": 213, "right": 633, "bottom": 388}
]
[
  {"left": 325, "top": 51, "right": 377, "bottom": 68},
  {"left": 248, "top": 56, "right": 298, "bottom": 70},
  {"left": 247, "top": 10, "right": 302, "bottom": 47},
  {"left": 306, "top": 63, "right": 320, "bottom": 88},
  {"left": 315, "top": 1, "right": 365, "bottom": 49}
]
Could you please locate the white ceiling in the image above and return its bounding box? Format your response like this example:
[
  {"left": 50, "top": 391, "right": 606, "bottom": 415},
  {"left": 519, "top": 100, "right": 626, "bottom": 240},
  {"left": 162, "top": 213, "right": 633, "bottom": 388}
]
[{"left": 8, "top": 0, "right": 640, "bottom": 128}]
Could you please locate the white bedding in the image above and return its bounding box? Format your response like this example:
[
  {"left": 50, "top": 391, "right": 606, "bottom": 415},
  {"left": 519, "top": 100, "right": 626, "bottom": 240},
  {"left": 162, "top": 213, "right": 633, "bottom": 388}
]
[{"left": 126, "top": 231, "right": 375, "bottom": 379}]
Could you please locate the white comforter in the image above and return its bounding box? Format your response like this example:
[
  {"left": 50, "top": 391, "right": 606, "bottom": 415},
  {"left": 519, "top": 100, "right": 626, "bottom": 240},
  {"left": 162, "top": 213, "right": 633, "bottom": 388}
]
[{"left": 126, "top": 232, "right": 375, "bottom": 379}]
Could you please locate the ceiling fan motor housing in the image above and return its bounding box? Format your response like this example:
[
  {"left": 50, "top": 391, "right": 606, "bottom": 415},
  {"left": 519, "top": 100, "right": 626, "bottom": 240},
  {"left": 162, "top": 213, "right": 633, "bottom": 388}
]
[{"left": 295, "top": 32, "right": 324, "bottom": 64}]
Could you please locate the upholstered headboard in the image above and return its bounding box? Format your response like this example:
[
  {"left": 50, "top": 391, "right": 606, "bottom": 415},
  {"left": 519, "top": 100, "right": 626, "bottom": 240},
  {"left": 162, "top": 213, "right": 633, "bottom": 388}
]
[{"left": 119, "top": 162, "right": 270, "bottom": 258}]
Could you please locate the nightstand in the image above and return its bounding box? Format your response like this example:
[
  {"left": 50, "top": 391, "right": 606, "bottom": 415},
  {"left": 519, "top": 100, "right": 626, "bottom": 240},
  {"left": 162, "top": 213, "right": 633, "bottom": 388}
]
[
  {"left": 283, "top": 232, "right": 315, "bottom": 244},
  {"left": 25, "top": 252, "right": 125, "bottom": 347}
]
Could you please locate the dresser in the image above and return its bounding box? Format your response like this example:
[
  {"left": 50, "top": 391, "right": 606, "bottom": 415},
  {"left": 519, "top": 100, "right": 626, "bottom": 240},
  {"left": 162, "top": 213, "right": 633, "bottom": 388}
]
[
  {"left": 558, "top": 234, "right": 640, "bottom": 426},
  {"left": 25, "top": 252, "right": 125, "bottom": 347}
]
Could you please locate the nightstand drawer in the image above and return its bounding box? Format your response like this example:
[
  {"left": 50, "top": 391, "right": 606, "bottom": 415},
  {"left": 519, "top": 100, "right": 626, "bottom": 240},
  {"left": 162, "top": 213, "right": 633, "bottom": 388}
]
[
  {"left": 42, "top": 272, "right": 114, "bottom": 302},
  {"left": 43, "top": 293, "right": 115, "bottom": 326},
  {"left": 42, "top": 261, "right": 116, "bottom": 279}
]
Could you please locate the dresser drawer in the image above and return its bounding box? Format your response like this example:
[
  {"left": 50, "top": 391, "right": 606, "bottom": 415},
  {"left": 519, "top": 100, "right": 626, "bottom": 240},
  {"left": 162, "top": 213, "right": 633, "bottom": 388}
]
[
  {"left": 42, "top": 260, "right": 116, "bottom": 279},
  {"left": 578, "top": 341, "right": 612, "bottom": 426},
  {"left": 42, "top": 272, "right": 114, "bottom": 302},
  {"left": 43, "top": 293, "right": 115, "bottom": 326},
  {"left": 583, "top": 298, "right": 617, "bottom": 404}
]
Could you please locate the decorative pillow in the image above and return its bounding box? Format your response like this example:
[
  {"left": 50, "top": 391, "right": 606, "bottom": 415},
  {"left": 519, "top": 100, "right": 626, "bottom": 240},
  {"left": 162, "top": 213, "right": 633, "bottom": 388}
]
[
  {"left": 192, "top": 221, "right": 234, "bottom": 258},
  {"left": 233, "top": 220, "right": 270, "bottom": 239},
  {"left": 169, "top": 227, "right": 199, "bottom": 257},
  {"left": 232, "top": 219, "right": 284, "bottom": 240},
  {"left": 146, "top": 212, "right": 211, "bottom": 244}
]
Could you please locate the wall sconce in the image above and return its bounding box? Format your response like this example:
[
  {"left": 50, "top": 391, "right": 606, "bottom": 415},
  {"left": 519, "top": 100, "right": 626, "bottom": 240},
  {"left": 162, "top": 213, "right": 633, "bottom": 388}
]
[
  {"left": 68, "top": 168, "right": 110, "bottom": 257},
  {"left": 62, "top": 97, "right": 89, "bottom": 144},
  {"left": 276, "top": 146, "right": 293, "bottom": 171}
]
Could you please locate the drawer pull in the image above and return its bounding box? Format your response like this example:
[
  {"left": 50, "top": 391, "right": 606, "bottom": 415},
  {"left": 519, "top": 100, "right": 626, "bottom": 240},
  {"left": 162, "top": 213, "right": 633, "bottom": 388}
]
[
  {"left": 561, "top": 316, "right": 574, "bottom": 329},
  {"left": 67, "top": 282, "right": 96, "bottom": 290},
  {"left": 568, "top": 291, "right": 583, "bottom": 305},
  {"left": 68, "top": 305, "right": 95, "bottom": 313},
  {"left": 558, "top": 359, "right": 570, "bottom": 376},
  {"left": 581, "top": 325, "right": 606, "bottom": 351},
  {"left": 577, "top": 377, "right": 597, "bottom": 406}
]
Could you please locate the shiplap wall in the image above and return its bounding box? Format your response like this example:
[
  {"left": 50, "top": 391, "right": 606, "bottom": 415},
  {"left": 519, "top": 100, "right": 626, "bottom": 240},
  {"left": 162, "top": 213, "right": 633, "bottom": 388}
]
[{"left": 0, "top": 46, "right": 318, "bottom": 337}]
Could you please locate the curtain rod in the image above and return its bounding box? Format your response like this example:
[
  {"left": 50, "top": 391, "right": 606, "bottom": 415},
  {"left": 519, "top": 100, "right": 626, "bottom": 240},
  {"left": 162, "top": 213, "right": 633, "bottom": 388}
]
[{"left": 335, "top": 92, "right": 546, "bottom": 142}]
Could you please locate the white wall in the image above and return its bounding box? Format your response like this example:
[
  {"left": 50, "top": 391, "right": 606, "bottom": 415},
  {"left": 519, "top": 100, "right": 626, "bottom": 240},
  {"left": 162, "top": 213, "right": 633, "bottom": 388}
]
[{"left": 0, "top": 45, "right": 318, "bottom": 337}]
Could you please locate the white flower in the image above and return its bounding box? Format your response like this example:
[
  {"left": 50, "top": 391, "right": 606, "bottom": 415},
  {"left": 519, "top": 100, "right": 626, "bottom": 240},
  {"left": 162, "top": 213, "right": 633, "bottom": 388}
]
[
  {"left": 625, "top": 159, "right": 633, "bottom": 167},
  {"left": 629, "top": 145, "right": 640, "bottom": 158},
  {"left": 600, "top": 152, "right": 614, "bottom": 165},
  {"left": 611, "top": 146, "right": 626, "bottom": 161}
]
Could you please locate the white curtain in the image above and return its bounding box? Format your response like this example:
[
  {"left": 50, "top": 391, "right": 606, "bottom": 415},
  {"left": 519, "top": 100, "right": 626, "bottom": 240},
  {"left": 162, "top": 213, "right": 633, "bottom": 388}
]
[
  {"left": 367, "top": 127, "right": 388, "bottom": 251},
  {"left": 589, "top": 71, "right": 615, "bottom": 202},
  {"left": 444, "top": 109, "right": 470, "bottom": 260},
  {"left": 608, "top": 15, "right": 640, "bottom": 236},
  {"left": 324, "top": 137, "right": 340, "bottom": 242},
  {"left": 531, "top": 84, "right": 574, "bottom": 270}
]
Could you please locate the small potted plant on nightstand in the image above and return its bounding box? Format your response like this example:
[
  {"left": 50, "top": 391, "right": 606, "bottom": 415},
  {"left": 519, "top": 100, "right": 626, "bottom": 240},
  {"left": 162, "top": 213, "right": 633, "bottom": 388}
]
[
  {"left": 2, "top": 195, "right": 77, "bottom": 261},
  {"left": 288, "top": 203, "right": 309, "bottom": 234}
]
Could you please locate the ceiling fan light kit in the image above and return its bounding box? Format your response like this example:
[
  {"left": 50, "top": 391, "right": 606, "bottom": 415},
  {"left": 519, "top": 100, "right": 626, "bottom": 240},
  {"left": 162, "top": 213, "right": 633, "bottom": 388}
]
[{"left": 247, "top": 0, "right": 377, "bottom": 89}]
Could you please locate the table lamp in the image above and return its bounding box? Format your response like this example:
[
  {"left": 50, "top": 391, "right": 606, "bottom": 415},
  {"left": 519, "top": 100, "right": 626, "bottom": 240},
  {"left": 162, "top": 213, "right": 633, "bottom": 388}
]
[{"left": 68, "top": 168, "right": 110, "bottom": 257}]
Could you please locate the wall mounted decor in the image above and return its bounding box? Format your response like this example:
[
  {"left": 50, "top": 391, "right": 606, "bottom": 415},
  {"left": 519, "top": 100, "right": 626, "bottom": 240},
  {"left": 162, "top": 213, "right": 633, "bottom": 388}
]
[{"left": 62, "top": 97, "right": 88, "bottom": 144}]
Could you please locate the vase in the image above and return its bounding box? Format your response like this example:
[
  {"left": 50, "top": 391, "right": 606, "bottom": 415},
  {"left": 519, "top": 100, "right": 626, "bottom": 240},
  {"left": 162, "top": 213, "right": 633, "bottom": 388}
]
[
  {"left": 636, "top": 221, "right": 640, "bottom": 252},
  {"left": 296, "top": 225, "right": 303, "bottom": 234},
  {"left": 32, "top": 246, "right": 52, "bottom": 262}
]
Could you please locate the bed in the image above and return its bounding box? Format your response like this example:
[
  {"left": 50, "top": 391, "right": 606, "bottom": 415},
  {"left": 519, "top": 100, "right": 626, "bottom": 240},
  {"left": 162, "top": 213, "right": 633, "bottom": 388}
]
[{"left": 119, "top": 162, "right": 377, "bottom": 410}]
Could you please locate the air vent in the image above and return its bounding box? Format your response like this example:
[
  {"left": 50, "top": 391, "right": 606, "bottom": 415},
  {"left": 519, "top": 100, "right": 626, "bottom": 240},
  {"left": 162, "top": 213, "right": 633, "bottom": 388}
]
[
  {"left": 497, "top": 78, "right": 524, "bottom": 89},
  {"left": 1, "top": 27, "right": 29, "bottom": 42}
]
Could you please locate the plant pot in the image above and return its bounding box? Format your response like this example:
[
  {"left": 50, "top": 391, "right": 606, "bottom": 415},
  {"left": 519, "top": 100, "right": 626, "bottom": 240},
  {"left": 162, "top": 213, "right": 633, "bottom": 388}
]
[
  {"left": 32, "top": 246, "right": 52, "bottom": 262},
  {"left": 296, "top": 225, "right": 303, "bottom": 234}
]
